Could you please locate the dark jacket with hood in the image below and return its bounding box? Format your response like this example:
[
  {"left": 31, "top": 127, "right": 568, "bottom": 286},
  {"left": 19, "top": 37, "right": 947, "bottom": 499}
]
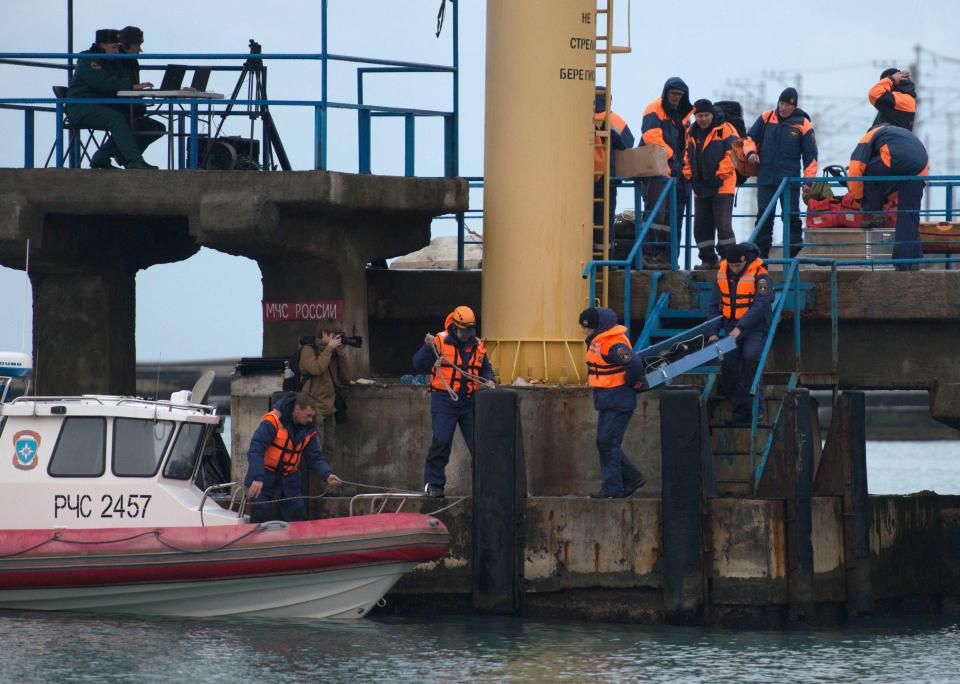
[
  {"left": 869, "top": 76, "right": 916, "bottom": 131},
  {"left": 594, "top": 91, "right": 635, "bottom": 178},
  {"left": 847, "top": 124, "right": 929, "bottom": 201},
  {"left": 413, "top": 321, "right": 495, "bottom": 414},
  {"left": 586, "top": 307, "right": 643, "bottom": 412},
  {"left": 244, "top": 394, "right": 332, "bottom": 496},
  {"left": 640, "top": 77, "right": 694, "bottom": 178},
  {"left": 66, "top": 44, "right": 133, "bottom": 102},
  {"left": 683, "top": 109, "right": 740, "bottom": 197},
  {"left": 745, "top": 107, "right": 818, "bottom": 186}
]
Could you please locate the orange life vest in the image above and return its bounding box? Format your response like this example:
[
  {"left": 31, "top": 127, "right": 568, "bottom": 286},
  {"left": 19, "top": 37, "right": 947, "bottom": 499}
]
[
  {"left": 586, "top": 324, "right": 631, "bottom": 388},
  {"left": 594, "top": 111, "right": 630, "bottom": 181},
  {"left": 430, "top": 331, "right": 488, "bottom": 398},
  {"left": 260, "top": 409, "right": 314, "bottom": 476},
  {"left": 717, "top": 259, "right": 768, "bottom": 320}
]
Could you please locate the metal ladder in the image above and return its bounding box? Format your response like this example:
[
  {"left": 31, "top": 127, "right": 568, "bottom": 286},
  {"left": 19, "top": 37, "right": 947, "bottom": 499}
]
[{"left": 592, "top": 0, "right": 631, "bottom": 306}]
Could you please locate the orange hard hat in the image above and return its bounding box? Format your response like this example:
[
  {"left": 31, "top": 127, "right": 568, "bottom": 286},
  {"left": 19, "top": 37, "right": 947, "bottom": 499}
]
[{"left": 449, "top": 305, "right": 476, "bottom": 329}]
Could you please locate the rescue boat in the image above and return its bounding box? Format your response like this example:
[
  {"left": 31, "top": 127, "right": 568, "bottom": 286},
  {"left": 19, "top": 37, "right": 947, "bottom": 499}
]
[{"left": 0, "top": 372, "right": 449, "bottom": 618}]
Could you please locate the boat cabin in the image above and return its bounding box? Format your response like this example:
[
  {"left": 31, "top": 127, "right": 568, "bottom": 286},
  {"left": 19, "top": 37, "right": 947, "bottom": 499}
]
[{"left": 0, "top": 395, "right": 239, "bottom": 530}]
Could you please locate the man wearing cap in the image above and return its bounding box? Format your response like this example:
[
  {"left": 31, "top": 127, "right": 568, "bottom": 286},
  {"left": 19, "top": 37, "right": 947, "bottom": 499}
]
[
  {"left": 413, "top": 306, "right": 495, "bottom": 498},
  {"left": 639, "top": 77, "right": 695, "bottom": 267},
  {"left": 683, "top": 99, "right": 740, "bottom": 268},
  {"left": 580, "top": 307, "right": 647, "bottom": 499},
  {"left": 594, "top": 87, "right": 635, "bottom": 253},
  {"left": 104, "top": 26, "right": 166, "bottom": 164},
  {"left": 869, "top": 68, "right": 916, "bottom": 132},
  {"left": 707, "top": 243, "right": 774, "bottom": 424},
  {"left": 66, "top": 29, "right": 157, "bottom": 169},
  {"left": 743, "top": 88, "right": 818, "bottom": 258}
]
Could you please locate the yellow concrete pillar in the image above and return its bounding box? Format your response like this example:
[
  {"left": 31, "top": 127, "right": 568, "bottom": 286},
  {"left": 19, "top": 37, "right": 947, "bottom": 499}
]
[{"left": 482, "top": 0, "right": 596, "bottom": 383}]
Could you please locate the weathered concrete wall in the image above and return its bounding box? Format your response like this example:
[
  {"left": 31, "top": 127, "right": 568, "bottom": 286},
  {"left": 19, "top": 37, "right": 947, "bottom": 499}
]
[
  {"left": 0, "top": 170, "right": 467, "bottom": 394},
  {"left": 869, "top": 495, "right": 943, "bottom": 606},
  {"left": 230, "top": 381, "right": 662, "bottom": 496}
]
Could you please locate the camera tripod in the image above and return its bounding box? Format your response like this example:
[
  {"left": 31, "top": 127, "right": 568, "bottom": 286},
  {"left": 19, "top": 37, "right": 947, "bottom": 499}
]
[{"left": 209, "top": 39, "right": 291, "bottom": 170}]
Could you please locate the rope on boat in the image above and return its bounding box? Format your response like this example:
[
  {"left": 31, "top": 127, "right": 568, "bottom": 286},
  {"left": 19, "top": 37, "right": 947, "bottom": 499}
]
[{"left": 0, "top": 527, "right": 263, "bottom": 559}]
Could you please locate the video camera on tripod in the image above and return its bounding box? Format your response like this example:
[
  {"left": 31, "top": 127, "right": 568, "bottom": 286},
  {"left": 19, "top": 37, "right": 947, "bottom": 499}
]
[{"left": 192, "top": 39, "right": 291, "bottom": 171}]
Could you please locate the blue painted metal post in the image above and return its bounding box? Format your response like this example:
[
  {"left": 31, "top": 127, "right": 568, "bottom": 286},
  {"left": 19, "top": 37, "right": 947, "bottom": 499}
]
[
  {"left": 313, "top": 106, "right": 321, "bottom": 170},
  {"left": 947, "top": 182, "right": 955, "bottom": 221},
  {"left": 669, "top": 179, "right": 678, "bottom": 269},
  {"left": 451, "top": 0, "right": 460, "bottom": 177},
  {"left": 443, "top": 115, "right": 455, "bottom": 178},
  {"left": 404, "top": 113, "right": 415, "bottom": 177},
  {"left": 23, "top": 110, "right": 34, "bottom": 168},
  {"left": 633, "top": 181, "right": 643, "bottom": 268},
  {"left": 624, "top": 266, "right": 633, "bottom": 339},
  {"left": 783, "top": 183, "right": 792, "bottom": 257},
  {"left": 794, "top": 260, "right": 802, "bottom": 365},
  {"left": 457, "top": 212, "right": 465, "bottom": 270},
  {"left": 177, "top": 113, "right": 185, "bottom": 169},
  {"left": 55, "top": 102, "right": 64, "bottom": 168},
  {"left": 358, "top": 109, "right": 372, "bottom": 174},
  {"left": 320, "top": 0, "right": 329, "bottom": 170},
  {"left": 189, "top": 103, "right": 199, "bottom": 169},
  {"left": 684, "top": 190, "right": 693, "bottom": 270}
]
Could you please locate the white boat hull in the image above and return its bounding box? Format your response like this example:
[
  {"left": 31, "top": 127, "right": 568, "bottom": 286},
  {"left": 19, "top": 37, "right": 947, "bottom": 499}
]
[{"left": 0, "top": 562, "right": 417, "bottom": 619}]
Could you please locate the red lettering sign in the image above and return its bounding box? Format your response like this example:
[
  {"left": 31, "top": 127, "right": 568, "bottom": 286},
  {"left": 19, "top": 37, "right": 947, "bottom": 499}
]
[{"left": 261, "top": 300, "right": 343, "bottom": 322}]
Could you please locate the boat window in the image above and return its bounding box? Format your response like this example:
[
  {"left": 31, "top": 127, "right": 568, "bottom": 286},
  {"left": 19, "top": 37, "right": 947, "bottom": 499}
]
[
  {"left": 113, "top": 418, "right": 175, "bottom": 477},
  {"left": 48, "top": 418, "right": 106, "bottom": 477},
  {"left": 163, "top": 422, "right": 205, "bottom": 480}
]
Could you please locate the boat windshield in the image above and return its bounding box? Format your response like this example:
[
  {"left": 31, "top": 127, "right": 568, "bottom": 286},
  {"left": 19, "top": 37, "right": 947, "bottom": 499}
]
[{"left": 164, "top": 422, "right": 206, "bottom": 480}]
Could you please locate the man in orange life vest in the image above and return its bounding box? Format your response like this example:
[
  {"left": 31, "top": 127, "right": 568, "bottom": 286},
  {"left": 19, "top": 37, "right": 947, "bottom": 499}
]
[
  {"left": 413, "top": 306, "right": 495, "bottom": 498},
  {"left": 707, "top": 243, "right": 774, "bottom": 424},
  {"left": 245, "top": 392, "right": 341, "bottom": 522},
  {"left": 580, "top": 307, "right": 647, "bottom": 499}
]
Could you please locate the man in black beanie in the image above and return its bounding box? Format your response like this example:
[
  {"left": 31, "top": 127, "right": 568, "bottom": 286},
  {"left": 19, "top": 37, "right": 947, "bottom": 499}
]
[
  {"left": 65, "top": 28, "right": 157, "bottom": 169},
  {"left": 707, "top": 242, "right": 773, "bottom": 424},
  {"left": 580, "top": 307, "right": 646, "bottom": 498},
  {"left": 743, "top": 87, "right": 818, "bottom": 258},
  {"left": 868, "top": 67, "right": 916, "bottom": 131},
  {"left": 683, "top": 98, "right": 740, "bottom": 267}
]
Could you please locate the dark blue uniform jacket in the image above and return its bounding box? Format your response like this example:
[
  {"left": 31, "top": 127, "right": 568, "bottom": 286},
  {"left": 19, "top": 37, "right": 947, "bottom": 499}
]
[{"left": 587, "top": 308, "right": 644, "bottom": 413}]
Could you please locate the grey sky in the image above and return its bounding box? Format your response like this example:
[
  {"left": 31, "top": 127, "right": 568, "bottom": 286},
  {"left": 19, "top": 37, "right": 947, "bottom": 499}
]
[{"left": 1, "top": 1, "right": 958, "bottom": 360}]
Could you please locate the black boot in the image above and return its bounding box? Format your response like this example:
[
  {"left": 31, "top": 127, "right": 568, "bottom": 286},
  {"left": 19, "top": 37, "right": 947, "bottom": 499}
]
[
  {"left": 90, "top": 150, "right": 117, "bottom": 169},
  {"left": 126, "top": 158, "right": 158, "bottom": 170}
]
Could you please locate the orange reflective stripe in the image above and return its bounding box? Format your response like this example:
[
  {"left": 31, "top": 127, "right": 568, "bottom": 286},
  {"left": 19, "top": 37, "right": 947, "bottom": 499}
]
[
  {"left": 586, "top": 325, "right": 630, "bottom": 388},
  {"left": 868, "top": 77, "right": 893, "bottom": 105},
  {"left": 880, "top": 143, "right": 892, "bottom": 168},
  {"left": 892, "top": 91, "right": 917, "bottom": 113}
]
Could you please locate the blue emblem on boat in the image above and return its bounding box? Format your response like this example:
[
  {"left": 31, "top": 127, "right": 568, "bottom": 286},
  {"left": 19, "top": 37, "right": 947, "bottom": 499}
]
[{"left": 12, "top": 430, "right": 40, "bottom": 470}]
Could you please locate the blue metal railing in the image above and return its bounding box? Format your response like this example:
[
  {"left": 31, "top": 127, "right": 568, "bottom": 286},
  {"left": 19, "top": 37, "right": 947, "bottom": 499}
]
[{"left": 0, "top": 1, "right": 461, "bottom": 174}]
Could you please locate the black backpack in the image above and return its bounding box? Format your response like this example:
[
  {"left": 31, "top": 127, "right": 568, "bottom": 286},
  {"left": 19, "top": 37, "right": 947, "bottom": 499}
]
[{"left": 282, "top": 336, "right": 317, "bottom": 392}]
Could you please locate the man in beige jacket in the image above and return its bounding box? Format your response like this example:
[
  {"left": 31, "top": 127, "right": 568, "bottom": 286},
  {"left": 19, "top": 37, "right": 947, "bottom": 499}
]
[{"left": 298, "top": 318, "right": 352, "bottom": 497}]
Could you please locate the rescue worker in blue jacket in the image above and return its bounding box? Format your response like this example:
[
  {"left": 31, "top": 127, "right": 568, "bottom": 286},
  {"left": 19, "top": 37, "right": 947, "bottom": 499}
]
[
  {"left": 743, "top": 88, "right": 818, "bottom": 259},
  {"left": 594, "top": 87, "right": 635, "bottom": 251},
  {"left": 869, "top": 68, "right": 916, "bottom": 132},
  {"left": 65, "top": 29, "right": 157, "bottom": 169},
  {"left": 707, "top": 243, "right": 773, "bottom": 424},
  {"left": 413, "top": 305, "right": 495, "bottom": 498},
  {"left": 848, "top": 124, "right": 929, "bottom": 270},
  {"left": 580, "top": 307, "right": 647, "bottom": 499},
  {"left": 683, "top": 99, "right": 740, "bottom": 268},
  {"left": 640, "top": 77, "right": 695, "bottom": 267},
  {"left": 244, "top": 392, "right": 341, "bottom": 522}
]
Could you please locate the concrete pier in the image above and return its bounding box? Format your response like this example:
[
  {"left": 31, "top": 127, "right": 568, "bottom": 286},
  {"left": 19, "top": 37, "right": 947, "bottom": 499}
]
[{"left": 0, "top": 169, "right": 466, "bottom": 394}]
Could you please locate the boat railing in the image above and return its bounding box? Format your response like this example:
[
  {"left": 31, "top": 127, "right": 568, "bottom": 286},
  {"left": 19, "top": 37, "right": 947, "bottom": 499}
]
[
  {"left": 349, "top": 492, "right": 431, "bottom": 517},
  {"left": 11, "top": 395, "right": 105, "bottom": 404},
  {"left": 115, "top": 397, "right": 215, "bottom": 413}
]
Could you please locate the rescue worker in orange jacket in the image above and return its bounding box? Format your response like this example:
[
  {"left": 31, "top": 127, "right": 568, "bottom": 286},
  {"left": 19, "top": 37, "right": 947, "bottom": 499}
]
[
  {"left": 594, "top": 87, "right": 635, "bottom": 251},
  {"left": 869, "top": 67, "right": 916, "bottom": 132},
  {"left": 580, "top": 307, "right": 647, "bottom": 499},
  {"left": 413, "top": 306, "right": 495, "bottom": 498},
  {"left": 743, "top": 88, "right": 818, "bottom": 259},
  {"left": 640, "top": 77, "right": 695, "bottom": 267},
  {"left": 683, "top": 99, "right": 739, "bottom": 268},
  {"left": 707, "top": 243, "right": 773, "bottom": 425},
  {"left": 848, "top": 124, "right": 929, "bottom": 270},
  {"left": 244, "top": 392, "right": 341, "bottom": 522}
]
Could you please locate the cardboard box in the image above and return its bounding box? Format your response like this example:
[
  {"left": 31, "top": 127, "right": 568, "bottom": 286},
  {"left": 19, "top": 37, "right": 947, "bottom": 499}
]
[{"left": 614, "top": 146, "right": 669, "bottom": 178}]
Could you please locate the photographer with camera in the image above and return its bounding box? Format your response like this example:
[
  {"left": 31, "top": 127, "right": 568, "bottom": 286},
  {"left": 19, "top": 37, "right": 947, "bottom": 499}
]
[{"left": 298, "top": 318, "right": 354, "bottom": 497}]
